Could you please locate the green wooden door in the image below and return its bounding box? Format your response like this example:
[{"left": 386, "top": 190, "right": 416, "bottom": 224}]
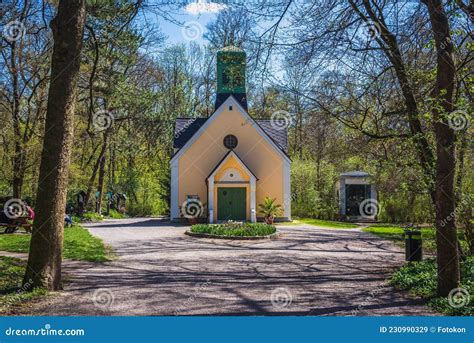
[{"left": 217, "top": 188, "right": 246, "bottom": 221}]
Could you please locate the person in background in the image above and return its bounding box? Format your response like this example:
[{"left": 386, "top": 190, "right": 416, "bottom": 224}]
[
  {"left": 64, "top": 207, "right": 73, "bottom": 227},
  {"left": 27, "top": 204, "right": 35, "bottom": 221},
  {"left": 64, "top": 215, "right": 73, "bottom": 227},
  {"left": 23, "top": 200, "right": 35, "bottom": 233},
  {"left": 22, "top": 199, "right": 35, "bottom": 222}
]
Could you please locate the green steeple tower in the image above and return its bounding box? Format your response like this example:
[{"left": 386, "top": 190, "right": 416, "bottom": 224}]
[{"left": 215, "top": 46, "right": 247, "bottom": 110}]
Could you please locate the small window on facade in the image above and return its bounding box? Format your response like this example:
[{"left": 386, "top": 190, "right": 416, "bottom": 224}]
[
  {"left": 229, "top": 105, "right": 233, "bottom": 111},
  {"left": 223, "top": 134, "right": 238, "bottom": 150}
]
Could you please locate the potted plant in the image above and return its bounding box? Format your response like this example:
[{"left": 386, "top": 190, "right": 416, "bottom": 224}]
[{"left": 258, "top": 197, "right": 282, "bottom": 225}]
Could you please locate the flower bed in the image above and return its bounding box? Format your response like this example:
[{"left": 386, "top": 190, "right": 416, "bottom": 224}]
[{"left": 188, "top": 222, "right": 277, "bottom": 238}]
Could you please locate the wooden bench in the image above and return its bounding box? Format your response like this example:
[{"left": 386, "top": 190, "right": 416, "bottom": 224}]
[{"left": 0, "top": 216, "right": 32, "bottom": 234}]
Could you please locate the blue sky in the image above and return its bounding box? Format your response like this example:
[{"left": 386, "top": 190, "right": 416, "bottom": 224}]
[
  {"left": 161, "top": 13, "right": 214, "bottom": 45},
  {"left": 138, "top": 1, "right": 286, "bottom": 81},
  {"left": 141, "top": 1, "right": 228, "bottom": 46}
]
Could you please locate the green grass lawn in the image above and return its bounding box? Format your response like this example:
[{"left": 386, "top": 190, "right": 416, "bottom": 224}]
[
  {"left": 0, "top": 256, "right": 48, "bottom": 315},
  {"left": 191, "top": 222, "right": 276, "bottom": 237},
  {"left": 0, "top": 225, "right": 112, "bottom": 262},
  {"left": 282, "top": 218, "right": 359, "bottom": 229},
  {"left": 363, "top": 224, "right": 468, "bottom": 254}
]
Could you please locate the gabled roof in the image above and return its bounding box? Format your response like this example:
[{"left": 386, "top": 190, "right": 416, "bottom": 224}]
[
  {"left": 207, "top": 150, "right": 258, "bottom": 181},
  {"left": 215, "top": 93, "right": 247, "bottom": 111},
  {"left": 173, "top": 102, "right": 288, "bottom": 153},
  {"left": 340, "top": 171, "right": 369, "bottom": 177},
  {"left": 174, "top": 118, "right": 207, "bottom": 150},
  {"left": 171, "top": 96, "right": 290, "bottom": 164},
  {"left": 256, "top": 120, "right": 288, "bottom": 152}
]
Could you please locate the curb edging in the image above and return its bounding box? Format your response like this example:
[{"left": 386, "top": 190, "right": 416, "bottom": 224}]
[{"left": 184, "top": 231, "right": 281, "bottom": 240}]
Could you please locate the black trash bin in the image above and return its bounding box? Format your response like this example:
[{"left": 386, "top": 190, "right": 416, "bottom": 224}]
[{"left": 404, "top": 228, "right": 422, "bottom": 262}]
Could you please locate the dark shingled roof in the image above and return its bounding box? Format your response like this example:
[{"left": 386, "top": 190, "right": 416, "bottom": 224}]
[
  {"left": 173, "top": 118, "right": 208, "bottom": 149},
  {"left": 340, "top": 171, "right": 369, "bottom": 177},
  {"left": 256, "top": 120, "right": 288, "bottom": 152},
  {"left": 173, "top": 117, "right": 288, "bottom": 153}
]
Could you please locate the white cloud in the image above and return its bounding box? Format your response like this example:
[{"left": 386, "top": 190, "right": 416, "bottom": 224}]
[{"left": 184, "top": 0, "right": 227, "bottom": 15}]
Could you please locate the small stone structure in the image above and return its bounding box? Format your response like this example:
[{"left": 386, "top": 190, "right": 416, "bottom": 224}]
[{"left": 336, "top": 171, "right": 377, "bottom": 221}]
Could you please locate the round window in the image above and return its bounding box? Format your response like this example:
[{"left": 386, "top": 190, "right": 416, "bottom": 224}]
[{"left": 223, "top": 135, "right": 238, "bottom": 150}]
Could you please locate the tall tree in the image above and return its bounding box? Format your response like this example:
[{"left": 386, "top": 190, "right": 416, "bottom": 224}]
[
  {"left": 422, "top": 0, "right": 460, "bottom": 295},
  {"left": 244, "top": 0, "right": 468, "bottom": 295},
  {"left": 23, "top": 0, "right": 87, "bottom": 290},
  {"left": 205, "top": 8, "right": 257, "bottom": 49},
  {"left": 0, "top": 0, "right": 52, "bottom": 198}
]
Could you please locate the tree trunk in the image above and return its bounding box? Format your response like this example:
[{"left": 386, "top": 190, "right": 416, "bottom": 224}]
[
  {"left": 10, "top": 37, "right": 24, "bottom": 199},
  {"left": 84, "top": 136, "right": 108, "bottom": 210},
  {"left": 23, "top": 0, "right": 86, "bottom": 290},
  {"left": 96, "top": 132, "right": 109, "bottom": 214},
  {"left": 422, "top": 0, "right": 460, "bottom": 296},
  {"left": 316, "top": 155, "right": 321, "bottom": 194},
  {"left": 96, "top": 155, "right": 106, "bottom": 213},
  {"left": 110, "top": 143, "right": 116, "bottom": 185},
  {"left": 12, "top": 141, "right": 25, "bottom": 199}
]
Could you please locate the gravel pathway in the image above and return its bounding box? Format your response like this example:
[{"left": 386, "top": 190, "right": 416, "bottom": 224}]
[{"left": 23, "top": 218, "right": 435, "bottom": 316}]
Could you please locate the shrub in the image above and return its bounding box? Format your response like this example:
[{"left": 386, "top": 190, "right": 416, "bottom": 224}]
[
  {"left": 390, "top": 260, "right": 437, "bottom": 298},
  {"left": 190, "top": 222, "right": 276, "bottom": 237},
  {"left": 258, "top": 197, "right": 282, "bottom": 224},
  {"left": 291, "top": 158, "right": 339, "bottom": 220},
  {"left": 127, "top": 200, "right": 167, "bottom": 217},
  {"left": 391, "top": 257, "right": 474, "bottom": 315},
  {"left": 127, "top": 202, "right": 154, "bottom": 217},
  {"left": 106, "top": 209, "right": 128, "bottom": 219},
  {"left": 81, "top": 212, "right": 103, "bottom": 222}
]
